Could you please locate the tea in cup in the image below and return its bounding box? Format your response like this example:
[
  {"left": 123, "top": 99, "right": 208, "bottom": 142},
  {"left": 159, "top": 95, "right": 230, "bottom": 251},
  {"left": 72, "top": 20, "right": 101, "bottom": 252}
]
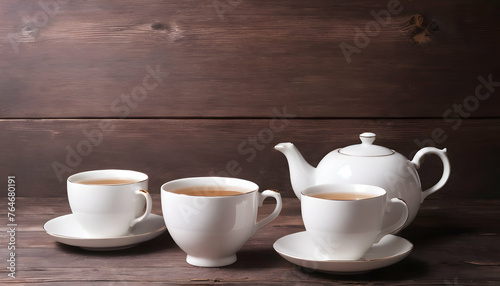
[
  {"left": 161, "top": 177, "right": 282, "bottom": 267},
  {"left": 67, "top": 169, "right": 152, "bottom": 238},
  {"left": 301, "top": 183, "right": 408, "bottom": 260}
]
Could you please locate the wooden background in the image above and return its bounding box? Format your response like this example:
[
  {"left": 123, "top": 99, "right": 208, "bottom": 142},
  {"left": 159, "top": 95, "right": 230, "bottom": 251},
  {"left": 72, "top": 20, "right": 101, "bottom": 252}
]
[{"left": 1, "top": 0, "right": 499, "bottom": 199}]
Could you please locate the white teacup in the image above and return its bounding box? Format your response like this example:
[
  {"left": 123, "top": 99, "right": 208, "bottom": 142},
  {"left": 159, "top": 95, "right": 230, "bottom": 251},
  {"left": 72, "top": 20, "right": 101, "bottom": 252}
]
[
  {"left": 301, "top": 183, "right": 409, "bottom": 261},
  {"left": 67, "top": 169, "right": 152, "bottom": 238},
  {"left": 161, "top": 177, "right": 282, "bottom": 267}
]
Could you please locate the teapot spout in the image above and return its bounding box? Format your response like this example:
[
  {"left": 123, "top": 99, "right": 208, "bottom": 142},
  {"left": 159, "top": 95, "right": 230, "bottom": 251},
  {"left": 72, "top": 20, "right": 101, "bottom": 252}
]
[{"left": 274, "top": 142, "right": 316, "bottom": 200}]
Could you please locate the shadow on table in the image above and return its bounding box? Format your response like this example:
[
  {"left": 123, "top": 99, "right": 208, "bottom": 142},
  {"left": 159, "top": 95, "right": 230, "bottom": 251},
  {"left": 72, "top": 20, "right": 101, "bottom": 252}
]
[
  {"left": 286, "top": 256, "right": 428, "bottom": 283},
  {"left": 402, "top": 200, "right": 481, "bottom": 244},
  {"left": 228, "top": 247, "right": 284, "bottom": 269},
  {"left": 54, "top": 231, "right": 174, "bottom": 256}
]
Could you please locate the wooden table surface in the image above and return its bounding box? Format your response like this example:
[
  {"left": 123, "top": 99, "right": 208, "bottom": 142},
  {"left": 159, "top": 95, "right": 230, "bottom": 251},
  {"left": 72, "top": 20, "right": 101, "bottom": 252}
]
[{"left": 1, "top": 194, "right": 499, "bottom": 285}]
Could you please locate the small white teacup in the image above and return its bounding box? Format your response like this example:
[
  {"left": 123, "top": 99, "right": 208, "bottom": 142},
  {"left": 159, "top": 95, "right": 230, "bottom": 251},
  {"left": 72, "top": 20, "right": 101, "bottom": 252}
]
[
  {"left": 161, "top": 177, "right": 282, "bottom": 267},
  {"left": 67, "top": 169, "right": 152, "bottom": 238},
  {"left": 301, "top": 183, "right": 408, "bottom": 261}
]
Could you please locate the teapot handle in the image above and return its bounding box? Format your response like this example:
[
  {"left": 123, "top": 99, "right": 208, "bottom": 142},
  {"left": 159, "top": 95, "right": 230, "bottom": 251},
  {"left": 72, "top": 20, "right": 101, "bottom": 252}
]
[{"left": 411, "top": 147, "right": 451, "bottom": 203}]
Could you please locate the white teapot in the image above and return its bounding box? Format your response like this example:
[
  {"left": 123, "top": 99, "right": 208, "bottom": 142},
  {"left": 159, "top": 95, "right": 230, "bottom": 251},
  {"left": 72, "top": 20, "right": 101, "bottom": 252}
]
[{"left": 275, "top": 132, "right": 450, "bottom": 231}]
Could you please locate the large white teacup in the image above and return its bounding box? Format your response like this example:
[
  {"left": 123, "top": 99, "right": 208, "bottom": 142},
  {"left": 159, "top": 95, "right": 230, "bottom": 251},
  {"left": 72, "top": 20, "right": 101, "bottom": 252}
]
[
  {"left": 301, "top": 183, "right": 408, "bottom": 261},
  {"left": 67, "top": 169, "right": 152, "bottom": 238},
  {"left": 161, "top": 177, "right": 282, "bottom": 267}
]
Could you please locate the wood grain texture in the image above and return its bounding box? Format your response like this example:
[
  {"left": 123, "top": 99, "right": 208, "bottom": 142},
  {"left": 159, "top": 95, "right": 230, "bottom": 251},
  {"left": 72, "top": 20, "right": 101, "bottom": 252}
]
[
  {"left": 1, "top": 118, "right": 498, "bottom": 198},
  {"left": 0, "top": 1, "right": 499, "bottom": 284},
  {"left": 0, "top": 197, "right": 499, "bottom": 284},
  {"left": 1, "top": 0, "right": 500, "bottom": 118}
]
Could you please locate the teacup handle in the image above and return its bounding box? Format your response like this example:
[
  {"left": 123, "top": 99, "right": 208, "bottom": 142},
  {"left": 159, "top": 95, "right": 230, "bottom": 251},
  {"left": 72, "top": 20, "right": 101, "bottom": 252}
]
[
  {"left": 253, "top": 190, "right": 282, "bottom": 236},
  {"left": 375, "top": 198, "right": 409, "bottom": 243},
  {"left": 129, "top": 190, "right": 152, "bottom": 228}
]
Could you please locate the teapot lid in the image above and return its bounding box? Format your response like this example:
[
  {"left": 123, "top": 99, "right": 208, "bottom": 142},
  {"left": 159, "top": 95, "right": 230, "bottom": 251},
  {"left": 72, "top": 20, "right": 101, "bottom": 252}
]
[{"left": 339, "top": 132, "right": 394, "bottom": 156}]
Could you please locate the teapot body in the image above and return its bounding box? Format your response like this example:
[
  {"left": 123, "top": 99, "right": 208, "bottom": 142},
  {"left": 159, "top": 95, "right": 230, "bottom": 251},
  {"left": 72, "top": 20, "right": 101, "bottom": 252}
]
[
  {"left": 316, "top": 149, "right": 422, "bottom": 230},
  {"left": 275, "top": 132, "right": 450, "bottom": 232}
]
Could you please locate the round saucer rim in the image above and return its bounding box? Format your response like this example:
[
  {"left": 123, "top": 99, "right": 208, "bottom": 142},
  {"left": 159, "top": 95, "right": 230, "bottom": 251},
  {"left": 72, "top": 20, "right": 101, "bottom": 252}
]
[
  {"left": 43, "top": 213, "right": 166, "bottom": 240},
  {"left": 273, "top": 231, "right": 412, "bottom": 264}
]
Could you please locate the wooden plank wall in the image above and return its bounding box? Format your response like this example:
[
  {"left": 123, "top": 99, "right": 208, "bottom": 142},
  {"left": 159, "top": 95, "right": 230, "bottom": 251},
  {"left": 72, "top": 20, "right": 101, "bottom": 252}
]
[{"left": 1, "top": 0, "right": 499, "bottom": 198}]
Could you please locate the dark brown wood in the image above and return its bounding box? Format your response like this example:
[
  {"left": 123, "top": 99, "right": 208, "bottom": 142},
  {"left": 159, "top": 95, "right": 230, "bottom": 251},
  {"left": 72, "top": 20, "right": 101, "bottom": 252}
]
[
  {"left": 1, "top": 1, "right": 498, "bottom": 283},
  {"left": 1, "top": 0, "right": 500, "bottom": 118},
  {"left": 1, "top": 118, "right": 499, "bottom": 198},
  {"left": 1, "top": 196, "right": 499, "bottom": 284}
]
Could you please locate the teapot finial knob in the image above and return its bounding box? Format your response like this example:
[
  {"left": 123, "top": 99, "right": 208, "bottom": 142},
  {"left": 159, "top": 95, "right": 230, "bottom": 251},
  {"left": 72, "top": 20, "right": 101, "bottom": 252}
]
[{"left": 360, "top": 132, "right": 376, "bottom": 145}]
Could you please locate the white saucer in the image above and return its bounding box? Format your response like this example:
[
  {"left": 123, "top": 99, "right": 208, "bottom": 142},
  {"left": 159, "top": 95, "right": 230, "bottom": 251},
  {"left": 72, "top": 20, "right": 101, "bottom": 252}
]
[
  {"left": 44, "top": 214, "right": 166, "bottom": 251},
  {"left": 273, "top": 231, "right": 412, "bottom": 274}
]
